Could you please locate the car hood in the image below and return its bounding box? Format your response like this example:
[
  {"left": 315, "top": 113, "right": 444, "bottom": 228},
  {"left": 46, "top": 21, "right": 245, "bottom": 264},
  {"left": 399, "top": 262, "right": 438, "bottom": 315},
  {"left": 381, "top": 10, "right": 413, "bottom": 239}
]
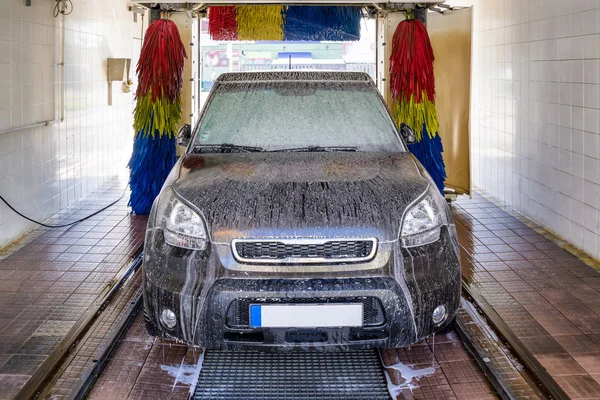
[{"left": 172, "top": 152, "right": 430, "bottom": 243}]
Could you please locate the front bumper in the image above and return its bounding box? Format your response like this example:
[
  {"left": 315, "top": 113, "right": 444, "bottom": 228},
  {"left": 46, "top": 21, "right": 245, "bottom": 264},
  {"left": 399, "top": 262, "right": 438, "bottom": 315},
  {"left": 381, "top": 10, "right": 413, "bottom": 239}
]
[
  {"left": 142, "top": 227, "right": 461, "bottom": 350},
  {"left": 145, "top": 276, "right": 458, "bottom": 350}
]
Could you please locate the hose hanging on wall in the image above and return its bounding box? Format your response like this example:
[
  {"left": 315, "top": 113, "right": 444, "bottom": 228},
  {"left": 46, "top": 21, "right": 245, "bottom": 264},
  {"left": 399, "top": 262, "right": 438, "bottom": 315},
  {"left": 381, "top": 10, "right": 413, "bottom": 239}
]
[
  {"left": 53, "top": 0, "right": 73, "bottom": 17},
  {"left": 389, "top": 16, "right": 446, "bottom": 193},
  {"left": 128, "top": 19, "right": 187, "bottom": 215}
]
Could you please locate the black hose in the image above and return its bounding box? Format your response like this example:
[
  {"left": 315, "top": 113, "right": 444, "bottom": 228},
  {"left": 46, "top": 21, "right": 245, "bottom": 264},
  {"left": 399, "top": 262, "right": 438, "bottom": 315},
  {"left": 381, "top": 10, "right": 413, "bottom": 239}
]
[
  {"left": 0, "top": 188, "right": 126, "bottom": 229},
  {"left": 53, "top": 0, "right": 73, "bottom": 17}
]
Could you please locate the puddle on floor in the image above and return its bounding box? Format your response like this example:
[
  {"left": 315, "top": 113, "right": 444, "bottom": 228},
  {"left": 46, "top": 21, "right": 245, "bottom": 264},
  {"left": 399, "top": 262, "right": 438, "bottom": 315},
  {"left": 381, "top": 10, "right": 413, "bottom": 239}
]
[
  {"left": 378, "top": 349, "right": 437, "bottom": 397},
  {"left": 160, "top": 348, "right": 205, "bottom": 395}
]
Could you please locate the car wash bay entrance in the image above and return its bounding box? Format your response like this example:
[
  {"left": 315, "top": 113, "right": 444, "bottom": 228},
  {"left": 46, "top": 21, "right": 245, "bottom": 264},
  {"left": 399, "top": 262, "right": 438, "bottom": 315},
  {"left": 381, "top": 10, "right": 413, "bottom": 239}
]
[
  {"left": 173, "top": 2, "right": 473, "bottom": 197},
  {"left": 0, "top": 1, "right": 600, "bottom": 400}
]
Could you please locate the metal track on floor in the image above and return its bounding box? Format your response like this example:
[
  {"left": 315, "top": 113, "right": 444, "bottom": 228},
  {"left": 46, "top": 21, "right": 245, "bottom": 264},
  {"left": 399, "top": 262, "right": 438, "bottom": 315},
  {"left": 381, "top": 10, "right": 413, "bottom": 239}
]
[
  {"left": 462, "top": 282, "right": 570, "bottom": 400},
  {"left": 24, "top": 252, "right": 144, "bottom": 400},
  {"left": 455, "top": 294, "right": 545, "bottom": 400},
  {"left": 194, "top": 349, "right": 390, "bottom": 400}
]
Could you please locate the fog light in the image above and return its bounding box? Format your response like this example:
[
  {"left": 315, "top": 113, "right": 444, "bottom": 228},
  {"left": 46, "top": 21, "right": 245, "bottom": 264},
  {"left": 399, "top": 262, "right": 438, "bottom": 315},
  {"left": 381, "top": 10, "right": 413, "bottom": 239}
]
[
  {"left": 432, "top": 305, "right": 447, "bottom": 325},
  {"left": 161, "top": 309, "right": 177, "bottom": 329}
]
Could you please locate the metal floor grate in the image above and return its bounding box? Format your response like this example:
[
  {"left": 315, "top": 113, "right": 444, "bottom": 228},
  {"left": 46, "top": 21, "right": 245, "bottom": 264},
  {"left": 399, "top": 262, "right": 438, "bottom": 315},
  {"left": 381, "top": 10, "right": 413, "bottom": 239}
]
[{"left": 194, "top": 349, "right": 390, "bottom": 400}]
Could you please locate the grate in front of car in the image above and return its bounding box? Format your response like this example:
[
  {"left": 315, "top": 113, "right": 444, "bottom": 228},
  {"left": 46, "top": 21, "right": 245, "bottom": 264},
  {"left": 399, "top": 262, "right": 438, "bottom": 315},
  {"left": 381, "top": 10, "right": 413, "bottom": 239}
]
[
  {"left": 232, "top": 238, "right": 376, "bottom": 264},
  {"left": 226, "top": 297, "right": 385, "bottom": 329},
  {"left": 194, "top": 349, "right": 390, "bottom": 400}
]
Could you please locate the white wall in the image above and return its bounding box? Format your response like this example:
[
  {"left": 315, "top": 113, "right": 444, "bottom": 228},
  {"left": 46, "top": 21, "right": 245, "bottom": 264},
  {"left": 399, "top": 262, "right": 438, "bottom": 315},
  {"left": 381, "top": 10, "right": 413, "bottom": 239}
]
[
  {"left": 0, "top": 0, "right": 142, "bottom": 247},
  {"left": 445, "top": 0, "right": 599, "bottom": 258}
]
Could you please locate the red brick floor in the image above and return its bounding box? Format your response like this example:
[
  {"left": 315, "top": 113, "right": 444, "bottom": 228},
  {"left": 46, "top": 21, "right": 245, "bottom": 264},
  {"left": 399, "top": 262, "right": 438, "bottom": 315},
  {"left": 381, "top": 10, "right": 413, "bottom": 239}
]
[
  {"left": 88, "top": 313, "right": 197, "bottom": 400},
  {"left": 91, "top": 314, "right": 497, "bottom": 400},
  {"left": 0, "top": 177, "right": 146, "bottom": 399},
  {"left": 380, "top": 331, "right": 498, "bottom": 400},
  {"left": 454, "top": 193, "right": 600, "bottom": 399}
]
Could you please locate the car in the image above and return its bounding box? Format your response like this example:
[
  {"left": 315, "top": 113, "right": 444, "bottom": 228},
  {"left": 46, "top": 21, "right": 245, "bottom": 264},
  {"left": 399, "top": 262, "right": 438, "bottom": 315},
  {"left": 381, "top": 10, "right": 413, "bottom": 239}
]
[{"left": 142, "top": 71, "right": 461, "bottom": 350}]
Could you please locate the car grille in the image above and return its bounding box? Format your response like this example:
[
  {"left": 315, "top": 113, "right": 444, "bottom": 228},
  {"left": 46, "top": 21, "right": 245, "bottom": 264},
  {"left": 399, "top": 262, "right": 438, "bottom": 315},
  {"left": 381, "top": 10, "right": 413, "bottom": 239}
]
[
  {"left": 226, "top": 297, "right": 385, "bottom": 328},
  {"left": 232, "top": 239, "right": 376, "bottom": 264}
]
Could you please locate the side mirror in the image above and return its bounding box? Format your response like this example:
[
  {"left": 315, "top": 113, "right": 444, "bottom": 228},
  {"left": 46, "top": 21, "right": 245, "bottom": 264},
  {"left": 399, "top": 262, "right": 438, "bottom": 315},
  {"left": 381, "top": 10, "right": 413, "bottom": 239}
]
[
  {"left": 400, "top": 123, "right": 416, "bottom": 144},
  {"left": 177, "top": 124, "right": 192, "bottom": 147}
]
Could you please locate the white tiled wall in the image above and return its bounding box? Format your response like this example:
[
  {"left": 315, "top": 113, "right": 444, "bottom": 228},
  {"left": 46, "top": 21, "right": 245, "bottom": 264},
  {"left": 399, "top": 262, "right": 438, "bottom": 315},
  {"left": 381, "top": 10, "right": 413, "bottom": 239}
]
[
  {"left": 466, "top": 0, "right": 600, "bottom": 258},
  {"left": 0, "top": 0, "right": 142, "bottom": 248}
]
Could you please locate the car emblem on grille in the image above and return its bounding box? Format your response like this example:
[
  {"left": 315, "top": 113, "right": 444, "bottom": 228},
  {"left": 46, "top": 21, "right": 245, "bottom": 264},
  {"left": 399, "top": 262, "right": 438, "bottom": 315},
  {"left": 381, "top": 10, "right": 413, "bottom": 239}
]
[{"left": 231, "top": 238, "right": 378, "bottom": 264}]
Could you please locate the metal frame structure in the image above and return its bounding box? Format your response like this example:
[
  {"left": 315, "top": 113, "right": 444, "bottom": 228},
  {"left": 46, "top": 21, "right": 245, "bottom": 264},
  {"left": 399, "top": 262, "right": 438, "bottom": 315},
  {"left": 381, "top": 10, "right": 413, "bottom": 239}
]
[
  {"left": 132, "top": 1, "right": 442, "bottom": 4},
  {"left": 130, "top": 1, "right": 444, "bottom": 12}
]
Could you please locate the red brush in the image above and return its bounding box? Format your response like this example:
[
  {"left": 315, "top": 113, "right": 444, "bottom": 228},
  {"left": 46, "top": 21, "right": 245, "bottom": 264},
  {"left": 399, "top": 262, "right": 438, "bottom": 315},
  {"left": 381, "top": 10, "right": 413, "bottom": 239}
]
[
  {"left": 389, "top": 19, "right": 435, "bottom": 103},
  {"left": 135, "top": 19, "right": 187, "bottom": 103},
  {"left": 208, "top": 6, "right": 238, "bottom": 41}
]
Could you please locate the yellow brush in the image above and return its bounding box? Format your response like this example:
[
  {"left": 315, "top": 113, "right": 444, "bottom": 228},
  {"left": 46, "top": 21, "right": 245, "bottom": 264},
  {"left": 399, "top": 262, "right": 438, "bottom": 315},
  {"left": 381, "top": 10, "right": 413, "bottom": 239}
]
[
  {"left": 392, "top": 92, "right": 440, "bottom": 141},
  {"left": 236, "top": 5, "right": 284, "bottom": 41}
]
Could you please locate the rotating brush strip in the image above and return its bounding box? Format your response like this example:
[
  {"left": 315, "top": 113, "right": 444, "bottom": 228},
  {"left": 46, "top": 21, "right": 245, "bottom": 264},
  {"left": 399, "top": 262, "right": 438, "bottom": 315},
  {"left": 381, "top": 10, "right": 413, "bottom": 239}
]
[{"left": 206, "top": 5, "right": 362, "bottom": 42}]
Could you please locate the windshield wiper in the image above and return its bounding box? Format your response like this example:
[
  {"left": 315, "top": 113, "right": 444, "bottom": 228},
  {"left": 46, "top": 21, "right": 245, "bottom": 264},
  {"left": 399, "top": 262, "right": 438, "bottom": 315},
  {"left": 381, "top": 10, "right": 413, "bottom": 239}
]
[
  {"left": 271, "top": 146, "right": 358, "bottom": 153},
  {"left": 191, "top": 144, "right": 264, "bottom": 153}
]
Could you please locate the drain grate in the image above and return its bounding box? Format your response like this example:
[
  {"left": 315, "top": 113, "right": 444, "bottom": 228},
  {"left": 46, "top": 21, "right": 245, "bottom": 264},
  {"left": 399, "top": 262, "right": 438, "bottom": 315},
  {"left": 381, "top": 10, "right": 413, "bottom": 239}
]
[{"left": 194, "top": 349, "right": 390, "bottom": 400}]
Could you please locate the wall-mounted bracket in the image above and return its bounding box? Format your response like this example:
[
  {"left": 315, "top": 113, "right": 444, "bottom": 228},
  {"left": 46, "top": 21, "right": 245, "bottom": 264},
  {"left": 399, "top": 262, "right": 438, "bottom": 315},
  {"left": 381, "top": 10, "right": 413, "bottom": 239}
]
[
  {"left": 431, "top": 4, "right": 458, "bottom": 14},
  {"left": 107, "top": 58, "right": 131, "bottom": 106},
  {"left": 129, "top": 5, "right": 147, "bottom": 22}
]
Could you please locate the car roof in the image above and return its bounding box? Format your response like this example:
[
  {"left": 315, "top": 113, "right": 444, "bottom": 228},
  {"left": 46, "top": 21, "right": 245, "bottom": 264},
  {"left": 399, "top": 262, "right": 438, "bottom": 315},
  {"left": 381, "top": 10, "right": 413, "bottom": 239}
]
[{"left": 215, "top": 70, "right": 373, "bottom": 83}]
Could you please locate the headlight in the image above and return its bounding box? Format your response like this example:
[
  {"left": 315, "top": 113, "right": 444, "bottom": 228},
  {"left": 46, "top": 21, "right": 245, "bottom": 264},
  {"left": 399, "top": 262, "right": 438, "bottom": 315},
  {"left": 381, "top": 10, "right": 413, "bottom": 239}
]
[
  {"left": 401, "top": 187, "right": 448, "bottom": 248},
  {"left": 155, "top": 187, "right": 208, "bottom": 250}
]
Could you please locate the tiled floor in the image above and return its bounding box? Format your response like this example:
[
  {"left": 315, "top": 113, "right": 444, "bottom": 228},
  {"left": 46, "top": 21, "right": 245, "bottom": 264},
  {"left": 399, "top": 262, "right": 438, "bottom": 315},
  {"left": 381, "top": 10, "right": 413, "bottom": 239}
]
[
  {"left": 88, "top": 313, "right": 198, "bottom": 400},
  {"left": 0, "top": 177, "right": 146, "bottom": 399},
  {"left": 380, "top": 331, "right": 498, "bottom": 400},
  {"left": 91, "top": 313, "right": 497, "bottom": 400},
  {"left": 39, "top": 265, "right": 143, "bottom": 398},
  {"left": 454, "top": 193, "right": 600, "bottom": 399},
  {"left": 456, "top": 297, "right": 541, "bottom": 399}
]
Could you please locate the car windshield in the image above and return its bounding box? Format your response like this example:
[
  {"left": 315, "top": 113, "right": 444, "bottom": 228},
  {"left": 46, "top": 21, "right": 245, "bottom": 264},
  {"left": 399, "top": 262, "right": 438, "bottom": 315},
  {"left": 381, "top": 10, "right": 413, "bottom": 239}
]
[{"left": 193, "top": 80, "right": 405, "bottom": 152}]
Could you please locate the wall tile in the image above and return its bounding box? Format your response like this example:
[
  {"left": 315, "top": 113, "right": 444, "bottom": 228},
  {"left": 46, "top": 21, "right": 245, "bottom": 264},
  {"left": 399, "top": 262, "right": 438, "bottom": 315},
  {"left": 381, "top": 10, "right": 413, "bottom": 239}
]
[
  {"left": 584, "top": 132, "right": 599, "bottom": 158},
  {"left": 472, "top": 0, "right": 600, "bottom": 259},
  {"left": 0, "top": 0, "right": 142, "bottom": 247}
]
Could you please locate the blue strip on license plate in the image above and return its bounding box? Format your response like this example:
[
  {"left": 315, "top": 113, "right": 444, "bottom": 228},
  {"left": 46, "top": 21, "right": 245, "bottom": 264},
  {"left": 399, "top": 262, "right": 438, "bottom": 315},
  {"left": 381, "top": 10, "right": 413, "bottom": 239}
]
[{"left": 250, "top": 304, "right": 262, "bottom": 328}]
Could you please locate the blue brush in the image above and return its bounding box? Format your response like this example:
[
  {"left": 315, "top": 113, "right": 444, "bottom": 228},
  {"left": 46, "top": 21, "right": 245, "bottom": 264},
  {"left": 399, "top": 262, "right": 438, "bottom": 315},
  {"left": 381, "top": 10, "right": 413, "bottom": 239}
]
[
  {"left": 408, "top": 126, "right": 447, "bottom": 194},
  {"left": 128, "top": 130, "right": 177, "bottom": 215},
  {"left": 283, "top": 6, "right": 361, "bottom": 41}
]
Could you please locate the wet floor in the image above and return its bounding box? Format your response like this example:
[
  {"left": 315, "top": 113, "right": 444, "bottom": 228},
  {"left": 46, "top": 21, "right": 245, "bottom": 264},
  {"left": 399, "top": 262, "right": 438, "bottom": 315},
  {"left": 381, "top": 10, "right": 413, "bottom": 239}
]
[
  {"left": 88, "top": 313, "right": 497, "bottom": 400},
  {"left": 454, "top": 193, "right": 600, "bottom": 398},
  {"left": 87, "top": 313, "right": 196, "bottom": 400},
  {"left": 0, "top": 178, "right": 147, "bottom": 400},
  {"left": 380, "top": 330, "right": 497, "bottom": 400}
]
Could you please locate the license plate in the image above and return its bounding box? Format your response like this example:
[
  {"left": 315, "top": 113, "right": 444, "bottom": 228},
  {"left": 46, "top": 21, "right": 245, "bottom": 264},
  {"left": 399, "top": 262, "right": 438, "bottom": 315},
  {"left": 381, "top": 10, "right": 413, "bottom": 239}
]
[{"left": 249, "top": 303, "right": 363, "bottom": 328}]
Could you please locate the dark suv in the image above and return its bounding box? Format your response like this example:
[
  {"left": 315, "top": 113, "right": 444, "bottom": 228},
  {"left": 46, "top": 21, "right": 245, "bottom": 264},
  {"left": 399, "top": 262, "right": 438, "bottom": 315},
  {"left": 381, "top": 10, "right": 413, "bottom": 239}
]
[{"left": 142, "top": 71, "right": 461, "bottom": 350}]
